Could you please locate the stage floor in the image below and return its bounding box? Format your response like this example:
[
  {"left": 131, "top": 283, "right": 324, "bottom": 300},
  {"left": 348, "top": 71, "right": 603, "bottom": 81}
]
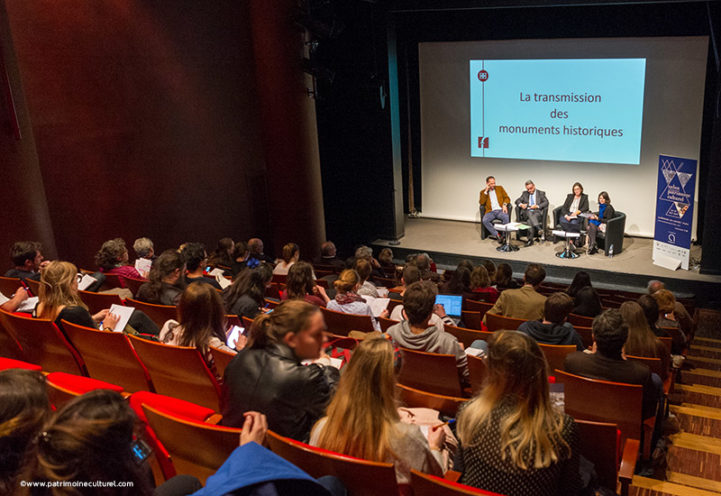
[{"left": 372, "top": 218, "right": 721, "bottom": 300}]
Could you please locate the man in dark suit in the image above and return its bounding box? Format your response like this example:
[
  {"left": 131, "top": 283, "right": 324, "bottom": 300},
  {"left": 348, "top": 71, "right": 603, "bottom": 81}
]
[{"left": 514, "top": 180, "right": 549, "bottom": 247}]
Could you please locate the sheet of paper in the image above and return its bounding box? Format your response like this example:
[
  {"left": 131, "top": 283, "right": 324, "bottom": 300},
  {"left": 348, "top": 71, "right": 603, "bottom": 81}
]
[
  {"left": 77, "top": 274, "right": 98, "bottom": 291},
  {"left": 361, "top": 295, "right": 390, "bottom": 317},
  {"left": 134, "top": 258, "right": 152, "bottom": 275},
  {"left": 465, "top": 347, "right": 485, "bottom": 357},
  {"left": 302, "top": 357, "right": 343, "bottom": 370},
  {"left": 108, "top": 304, "right": 135, "bottom": 332},
  {"left": 376, "top": 287, "right": 389, "bottom": 298},
  {"left": 216, "top": 275, "right": 232, "bottom": 290},
  {"left": 208, "top": 268, "right": 225, "bottom": 278},
  {"left": 0, "top": 292, "right": 9, "bottom": 306},
  {"left": 17, "top": 296, "right": 39, "bottom": 314}
]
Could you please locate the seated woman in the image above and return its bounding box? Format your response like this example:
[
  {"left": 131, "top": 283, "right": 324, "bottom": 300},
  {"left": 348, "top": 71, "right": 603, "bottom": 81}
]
[
  {"left": 136, "top": 249, "right": 186, "bottom": 306},
  {"left": 571, "top": 286, "right": 603, "bottom": 318},
  {"left": 0, "top": 369, "right": 51, "bottom": 494},
  {"left": 20, "top": 390, "right": 155, "bottom": 495},
  {"left": 37, "top": 261, "right": 159, "bottom": 336},
  {"left": 95, "top": 238, "right": 142, "bottom": 282},
  {"left": 440, "top": 265, "right": 471, "bottom": 295},
  {"left": 223, "top": 264, "right": 273, "bottom": 321},
  {"left": 586, "top": 191, "right": 615, "bottom": 255},
  {"left": 281, "top": 261, "right": 330, "bottom": 307},
  {"left": 273, "top": 242, "right": 299, "bottom": 276},
  {"left": 469, "top": 266, "right": 499, "bottom": 303},
  {"left": 620, "top": 301, "right": 670, "bottom": 379},
  {"left": 457, "top": 330, "right": 580, "bottom": 496},
  {"left": 652, "top": 289, "right": 686, "bottom": 352},
  {"left": 230, "top": 241, "right": 249, "bottom": 277},
  {"left": 221, "top": 300, "right": 340, "bottom": 441},
  {"left": 310, "top": 338, "right": 446, "bottom": 484},
  {"left": 493, "top": 263, "right": 519, "bottom": 292},
  {"left": 377, "top": 247, "right": 396, "bottom": 277},
  {"left": 326, "top": 269, "right": 384, "bottom": 331},
  {"left": 354, "top": 258, "right": 379, "bottom": 298},
  {"left": 558, "top": 182, "right": 589, "bottom": 244},
  {"left": 566, "top": 271, "right": 592, "bottom": 299},
  {"left": 208, "top": 237, "right": 235, "bottom": 269}
]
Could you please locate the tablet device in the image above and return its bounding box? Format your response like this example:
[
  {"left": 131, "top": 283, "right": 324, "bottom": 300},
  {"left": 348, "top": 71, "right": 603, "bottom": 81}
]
[{"left": 435, "top": 294, "right": 463, "bottom": 317}]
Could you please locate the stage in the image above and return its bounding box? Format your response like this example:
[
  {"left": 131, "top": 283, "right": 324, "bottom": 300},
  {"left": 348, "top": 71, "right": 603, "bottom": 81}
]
[{"left": 371, "top": 218, "right": 721, "bottom": 306}]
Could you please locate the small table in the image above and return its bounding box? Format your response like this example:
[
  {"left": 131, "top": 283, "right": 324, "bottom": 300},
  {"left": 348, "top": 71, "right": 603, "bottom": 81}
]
[
  {"left": 552, "top": 230, "right": 581, "bottom": 259},
  {"left": 495, "top": 224, "right": 519, "bottom": 252}
]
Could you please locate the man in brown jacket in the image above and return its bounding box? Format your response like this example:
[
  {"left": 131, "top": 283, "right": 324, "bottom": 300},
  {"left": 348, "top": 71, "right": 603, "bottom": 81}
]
[
  {"left": 482, "top": 263, "right": 547, "bottom": 324},
  {"left": 479, "top": 176, "right": 511, "bottom": 242}
]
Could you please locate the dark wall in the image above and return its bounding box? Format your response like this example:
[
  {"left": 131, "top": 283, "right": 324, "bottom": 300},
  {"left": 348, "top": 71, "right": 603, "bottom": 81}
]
[{"left": 1, "top": 1, "right": 269, "bottom": 267}]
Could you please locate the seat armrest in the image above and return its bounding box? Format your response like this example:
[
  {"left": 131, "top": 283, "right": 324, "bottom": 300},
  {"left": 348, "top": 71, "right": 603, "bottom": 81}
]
[{"left": 619, "top": 438, "right": 640, "bottom": 496}]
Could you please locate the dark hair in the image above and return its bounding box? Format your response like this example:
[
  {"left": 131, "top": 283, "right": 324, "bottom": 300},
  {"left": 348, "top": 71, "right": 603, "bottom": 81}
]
[
  {"left": 637, "top": 294, "right": 660, "bottom": 330},
  {"left": 27, "top": 390, "right": 152, "bottom": 495},
  {"left": 524, "top": 264, "right": 546, "bottom": 287},
  {"left": 572, "top": 287, "right": 603, "bottom": 318},
  {"left": 592, "top": 309, "right": 628, "bottom": 358},
  {"left": 403, "top": 281, "right": 437, "bottom": 327},
  {"left": 320, "top": 241, "right": 336, "bottom": 257},
  {"left": 354, "top": 258, "right": 372, "bottom": 282},
  {"left": 209, "top": 237, "right": 234, "bottom": 267},
  {"left": 232, "top": 241, "right": 248, "bottom": 260},
  {"left": 457, "top": 260, "right": 474, "bottom": 273},
  {"left": 142, "top": 249, "right": 186, "bottom": 302},
  {"left": 485, "top": 175, "right": 495, "bottom": 183},
  {"left": 177, "top": 282, "right": 227, "bottom": 350},
  {"left": 224, "top": 265, "right": 272, "bottom": 308},
  {"left": 248, "top": 300, "right": 319, "bottom": 350},
  {"left": 10, "top": 241, "right": 40, "bottom": 267},
  {"left": 572, "top": 182, "right": 584, "bottom": 194},
  {"left": 567, "top": 271, "right": 592, "bottom": 298},
  {"left": 481, "top": 260, "right": 496, "bottom": 279},
  {"left": 181, "top": 242, "right": 207, "bottom": 272},
  {"left": 444, "top": 266, "right": 471, "bottom": 294},
  {"left": 0, "top": 369, "right": 50, "bottom": 494},
  {"left": 415, "top": 254, "right": 431, "bottom": 273},
  {"left": 95, "top": 238, "right": 127, "bottom": 271},
  {"left": 286, "top": 261, "right": 316, "bottom": 300},
  {"left": 544, "top": 293, "right": 574, "bottom": 324},
  {"left": 401, "top": 264, "right": 421, "bottom": 286},
  {"left": 470, "top": 266, "right": 491, "bottom": 290},
  {"left": 494, "top": 263, "right": 514, "bottom": 288},
  {"left": 599, "top": 191, "right": 611, "bottom": 204}
]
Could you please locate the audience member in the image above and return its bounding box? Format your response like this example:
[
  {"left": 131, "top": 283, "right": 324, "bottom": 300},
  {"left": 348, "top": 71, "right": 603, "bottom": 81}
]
[
  {"left": 282, "top": 261, "right": 330, "bottom": 307},
  {"left": 493, "top": 262, "right": 519, "bottom": 291},
  {"left": 566, "top": 271, "right": 592, "bottom": 298},
  {"left": 637, "top": 294, "right": 669, "bottom": 338},
  {"left": 246, "top": 238, "right": 275, "bottom": 267},
  {"left": 469, "top": 266, "right": 499, "bottom": 303},
  {"left": 415, "top": 253, "right": 440, "bottom": 283},
  {"left": 386, "top": 281, "right": 468, "bottom": 379},
  {"left": 208, "top": 237, "right": 235, "bottom": 268},
  {"left": 378, "top": 247, "right": 395, "bottom": 274},
  {"left": 354, "top": 258, "right": 379, "bottom": 298},
  {"left": 313, "top": 241, "right": 345, "bottom": 271},
  {"left": 351, "top": 245, "right": 384, "bottom": 278},
  {"left": 222, "top": 300, "right": 340, "bottom": 441},
  {"left": 481, "top": 259, "right": 497, "bottom": 282},
  {"left": 5, "top": 241, "right": 48, "bottom": 281},
  {"left": 440, "top": 264, "right": 472, "bottom": 295},
  {"left": 457, "top": 331, "right": 580, "bottom": 495},
  {"left": 136, "top": 249, "right": 186, "bottom": 306},
  {"left": 483, "top": 263, "right": 547, "bottom": 323},
  {"left": 230, "top": 240, "right": 249, "bottom": 276},
  {"left": 274, "top": 243, "right": 300, "bottom": 276},
  {"left": 648, "top": 280, "right": 693, "bottom": 337},
  {"left": 223, "top": 264, "right": 273, "bottom": 322},
  {"left": 0, "top": 369, "right": 51, "bottom": 495},
  {"left": 652, "top": 289, "right": 687, "bottom": 353},
  {"left": 95, "top": 238, "right": 142, "bottom": 281},
  {"left": 181, "top": 242, "right": 222, "bottom": 290},
  {"left": 132, "top": 237, "right": 155, "bottom": 261},
  {"left": 564, "top": 309, "right": 660, "bottom": 421},
  {"left": 571, "top": 286, "right": 603, "bottom": 318},
  {"left": 620, "top": 301, "right": 670, "bottom": 379},
  {"left": 389, "top": 264, "right": 420, "bottom": 301},
  {"left": 0, "top": 286, "right": 29, "bottom": 313},
  {"left": 517, "top": 292, "right": 585, "bottom": 350},
  {"left": 390, "top": 265, "right": 455, "bottom": 326},
  {"left": 310, "top": 338, "right": 446, "bottom": 483},
  {"left": 327, "top": 269, "right": 384, "bottom": 331}
]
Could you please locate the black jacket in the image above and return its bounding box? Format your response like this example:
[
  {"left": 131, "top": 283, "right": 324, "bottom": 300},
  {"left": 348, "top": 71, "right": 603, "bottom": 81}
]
[
  {"left": 517, "top": 320, "right": 585, "bottom": 350},
  {"left": 561, "top": 194, "right": 590, "bottom": 216},
  {"left": 221, "top": 342, "right": 339, "bottom": 441}
]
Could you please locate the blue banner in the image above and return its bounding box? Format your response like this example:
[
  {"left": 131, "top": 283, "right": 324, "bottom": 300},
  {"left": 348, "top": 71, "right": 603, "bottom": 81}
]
[{"left": 653, "top": 154, "right": 697, "bottom": 270}]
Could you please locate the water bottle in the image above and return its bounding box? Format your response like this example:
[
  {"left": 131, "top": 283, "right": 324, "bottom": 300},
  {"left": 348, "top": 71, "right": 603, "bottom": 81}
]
[{"left": 608, "top": 244, "right": 614, "bottom": 258}]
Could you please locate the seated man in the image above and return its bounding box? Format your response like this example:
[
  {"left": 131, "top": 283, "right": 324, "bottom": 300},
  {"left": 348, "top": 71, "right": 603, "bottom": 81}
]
[
  {"left": 514, "top": 179, "right": 549, "bottom": 246},
  {"left": 246, "top": 238, "right": 275, "bottom": 267},
  {"left": 518, "top": 292, "right": 585, "bottom": 350},
  {"left": 647, "top": 279, "right": 693, "bottom": 339},
  {"left": 313, "top": 241, "right": 346, "bottom": 271},
  {"left": 133, "top": 237, "right": 155, "bottom": 261},
  {"left": 564, "top": 309, "right": 660, "bottom": 421},
  {"left": 181, "top": 242, "right": 222, "bottom": 290},
  {"left": 483, "top": 263, "right": 547, "bottom": 324},
  {"left": 5, "top": 241, "right": 48, "bottom": 281},
  {"left": 386, "top": 281, "right": 468, "bottom": 379},
  {"left": 479, "top": 176, "right": 511, "bottom": 243}
]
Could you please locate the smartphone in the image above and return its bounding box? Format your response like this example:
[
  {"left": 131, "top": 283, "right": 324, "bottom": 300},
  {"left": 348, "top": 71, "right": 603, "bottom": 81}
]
[
  {"left": 226, "top": 325, "right": 245, "bottom": 348},
  {"left": 130, "top": 439, "right": 152, "bottom": 465},
  {"left": 205, "top": 265, "right": 213, "bottom": 273}
]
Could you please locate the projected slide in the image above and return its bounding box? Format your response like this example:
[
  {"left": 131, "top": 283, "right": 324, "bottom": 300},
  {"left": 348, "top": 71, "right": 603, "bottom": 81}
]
[{"left": 470, "top": 59, "right": 646, "bottom": 164}]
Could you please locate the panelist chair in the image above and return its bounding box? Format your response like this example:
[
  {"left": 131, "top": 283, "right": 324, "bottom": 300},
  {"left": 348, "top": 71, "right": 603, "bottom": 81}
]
[
  {"left": 514, "top": 204, "right": 548, "bottom": 241},
  {"left": 553, "top": 207, "right": 626, "bottom": 255}
]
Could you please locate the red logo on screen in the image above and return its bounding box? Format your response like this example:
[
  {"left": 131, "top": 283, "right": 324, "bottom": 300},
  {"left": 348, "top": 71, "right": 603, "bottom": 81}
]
[
  {"left": 477, "top": 70, "right": 489, "bottom": 82},
  {"left": 478, "top": 137, "right": 489, "bottom": 148}
]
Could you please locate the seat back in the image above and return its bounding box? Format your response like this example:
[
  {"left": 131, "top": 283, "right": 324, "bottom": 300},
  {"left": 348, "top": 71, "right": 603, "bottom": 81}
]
[
  {"left": 575, "top": 420, "right": 620, "bottom": 492},
  {"left": 444, "top": 324, "right": 492, "bottom": 349},
  {"left": 567, "top": 313, "right": 594, "bottom": 327},
  {"left": 209, "top": 345, "right": 235, "bottom": 378},
  {"left": 100, "top": 273, "right": 125, "bottom": 290},
  {"left": 320, "top": 307, "right": 375, "bottom": 336},
  {"left": 126, "top": 298, "right": 177, "bottom": 328},
  {"left": 266, "top": 430, "right": 399, "bottom": 496},
  {"left": 398, "top": 348, "right": 462, "bottom": 397},
  {"left": 658, "top": 336, "right": 672, "bottom": 356},
  {"left": 463, "top": 298, "right": 494, "bottom": 314},
  {"left": 537, "top": 343, "right": 576, "bottom": 378},
  {"left": 484, "top": 312, "right": 525, "bottom": 331},
  {"left": 396, "top": 383, "right": 467, "bottom": 417},
  {"left": 62, "top": 320, "right": 153, "bottom": 393},
  {"left": 45, "top": 371, "right": 124, "bottom": 409},
  {"left": 0, "top": 310, "right": 85, "bottom": 375},
  {"left": 143, "top": 404, "right": 241, "bottom": 484},
  {"left": 271, "top": 274, "right": 287, "bottom": 284},
  {"left": 128, "top": 335, "right": 221, "bottom": 411},
  {"left": 410, "top": 470, "right": 505, "bottom": 496},
  {"left": 78, "top": 290, "right": 124, "bottom": 315},
  {"left": 626, "top": 355, "right": 664, "bottom": 379},
  {"left": 0, "top": 276, "right": 22, "bottom": 296},
  {"left": 0, "top": 317, "right": 24, "bottom": 360},
  {"left": 378, "top": 316, "right": 399, "bottom": 332},
  {"left": 555, "top": 369, "right": 643, "bottom": 443},
  {"left": 123, "top": 276, "right": 147, "bottom": 296},
  {"left": 24, "top": 278, "right": 40, "bottom": 296},
  {"left": 467, "top": 354, "right": 487, "bottom": 395},
  {"left": 575, "top": 326, "right": 593, "bottom": 349},
  {"left": 461, "top": 311, "right": 482, "bottom": 330}
]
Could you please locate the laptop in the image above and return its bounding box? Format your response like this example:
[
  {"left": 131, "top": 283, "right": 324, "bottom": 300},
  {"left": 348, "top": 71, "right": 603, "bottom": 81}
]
[{"left": 435, "top": 294, "right": 463, "bottom": 318}]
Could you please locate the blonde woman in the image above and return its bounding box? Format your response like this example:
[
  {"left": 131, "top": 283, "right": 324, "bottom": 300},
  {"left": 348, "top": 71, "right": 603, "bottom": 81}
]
[
  {"left": 457, "top": 331, "right": 580, "bottom": 495},
  {"left": 273, "top": 242, "right": 300, "bottom": 275},
  {"left": 326, "top": 269, "right": 386, "bottom": 331},
  {"left": 620, "top": 301, "right": 669, "bottom": 380},
  {"left": 310, "top": 338, "right": 445, "bottom": 484}
]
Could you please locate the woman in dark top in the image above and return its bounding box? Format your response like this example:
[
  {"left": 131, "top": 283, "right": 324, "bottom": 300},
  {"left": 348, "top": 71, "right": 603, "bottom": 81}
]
[
  {"left": 440, "top": 265, "right": 471, "bottom": 295},
  {"left": 493, "top": 263, "right": 519, "bottom": 292},
  {"left": 208, "top": 237, "right": 235, "bottom": 269},
  {"left": 230, "top": 241, "right": 249, "bottom": 277},
  {"left": 223, "top": 264, "right": 273, "bottom": 321},
  {"left": 136, "top": 249, "right": 186, "bottom": 306},
  {"left": 457, "top": 331, "right": 580, "bottom": 496},
  {"left": 566, "top": 271, "right": 592, "bottom": 299},
  {"left": 571, "top": 286, "right": 603, "bottom": 318},
  {"left": 281, "top": 261, "right": 330, "bottom": 307},
  {"left": 559, "top": 182, "right": 589, "bottom": 242},
  {"left": 586, "top": 191, "right": 616, "bottom": 255}
]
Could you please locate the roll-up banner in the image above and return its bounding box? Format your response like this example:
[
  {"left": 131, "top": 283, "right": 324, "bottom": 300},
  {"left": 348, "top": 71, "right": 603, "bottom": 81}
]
[{"left": 653, "top": 154, "right": 697, "bottom": 270}]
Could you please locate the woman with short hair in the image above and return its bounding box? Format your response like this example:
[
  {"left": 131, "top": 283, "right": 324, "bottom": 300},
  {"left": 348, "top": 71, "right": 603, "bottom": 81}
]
[
  {"left": 586, "top": 191, "right": 616, "bottom": 255},
  {"left": 326, "top": 269, "right": 384, "bottom": 331},
  {"left": 95, "top": 238, "right": 142, "bottom": 281}
]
